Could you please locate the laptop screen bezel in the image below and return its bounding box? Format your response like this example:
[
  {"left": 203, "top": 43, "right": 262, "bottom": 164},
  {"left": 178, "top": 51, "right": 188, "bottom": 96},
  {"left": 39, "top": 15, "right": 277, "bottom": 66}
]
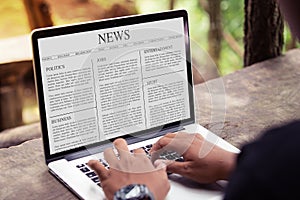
[{"left": 31, "top": 9, "right": 195, "bottom": 163}]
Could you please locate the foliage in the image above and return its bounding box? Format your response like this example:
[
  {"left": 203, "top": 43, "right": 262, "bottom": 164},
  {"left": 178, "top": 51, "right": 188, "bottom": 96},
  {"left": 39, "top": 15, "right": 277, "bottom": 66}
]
[
  {"left": 220, "top": 0, "right": 244, "bottom": 74},
  {"left": 136, "top": 0, "right": 244, "bottom": 75}
]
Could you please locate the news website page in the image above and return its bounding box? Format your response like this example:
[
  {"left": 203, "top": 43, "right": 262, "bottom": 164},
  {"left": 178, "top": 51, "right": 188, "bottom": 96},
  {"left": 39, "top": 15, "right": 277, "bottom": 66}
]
[{"left": 38, "top": 17, "right": 191, "bottom": 154}]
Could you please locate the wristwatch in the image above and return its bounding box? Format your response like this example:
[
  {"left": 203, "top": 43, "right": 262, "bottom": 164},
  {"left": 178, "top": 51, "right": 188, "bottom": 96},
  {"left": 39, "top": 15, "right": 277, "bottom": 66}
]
[{"left": 113, "top": 184, "right": 155, "bottom": 200}]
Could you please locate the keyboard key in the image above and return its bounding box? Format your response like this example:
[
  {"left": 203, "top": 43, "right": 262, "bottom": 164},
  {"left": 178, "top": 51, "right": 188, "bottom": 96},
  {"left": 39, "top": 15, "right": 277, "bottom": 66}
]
[
  {"left": 102, "top": 162, "right": 108, "bottom": 167},
  {"left": 80, "top": 167, "right": 90, "bottom": 173},
  {"left": 165, "top": 154, "right": 177, "bottom": 160},
  {"left": 76, "top": 164, "right": 85, "bottom": 168},
  {"left": 86, "top": 171, "right": 97, "bottom": 178},
  {"left": 92, "top": 176, "right": 99, "bottom": 183},
  {"left": 99, "top": 159, "right": 109, "bottom": 168},
  {"left": 175, "top": 157, "right": 184, "bottom": 162},
  {"left": 159, "top": 150, "right": 183, "bottom": 161}
]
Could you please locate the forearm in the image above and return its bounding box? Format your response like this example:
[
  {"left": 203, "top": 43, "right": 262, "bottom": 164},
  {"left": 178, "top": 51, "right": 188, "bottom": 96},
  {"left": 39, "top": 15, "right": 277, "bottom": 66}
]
[{"left": 218, "top": 151, "right": 238, "bottom": 181}]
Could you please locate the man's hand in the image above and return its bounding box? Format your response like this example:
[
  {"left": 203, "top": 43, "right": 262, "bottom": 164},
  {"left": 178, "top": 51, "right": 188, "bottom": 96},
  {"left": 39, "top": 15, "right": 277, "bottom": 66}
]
[
  {"left": 151, "top": 132, "right": 238, "bottom": 184},
  {"left": 88, "top": 138, "right": 170, "bottom": 200}
]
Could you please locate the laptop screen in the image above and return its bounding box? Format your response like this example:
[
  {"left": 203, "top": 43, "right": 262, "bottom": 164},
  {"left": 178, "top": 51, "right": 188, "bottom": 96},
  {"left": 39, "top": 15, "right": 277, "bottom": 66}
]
[{"left": 32, "top": 10, "right": 194, "bottom": 158}]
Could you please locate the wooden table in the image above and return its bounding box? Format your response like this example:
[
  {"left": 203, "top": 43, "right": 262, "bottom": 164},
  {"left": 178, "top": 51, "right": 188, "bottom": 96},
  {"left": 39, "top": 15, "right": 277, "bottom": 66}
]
[{"left": 1, "top": 49, "right": 300, "bottom": 199}]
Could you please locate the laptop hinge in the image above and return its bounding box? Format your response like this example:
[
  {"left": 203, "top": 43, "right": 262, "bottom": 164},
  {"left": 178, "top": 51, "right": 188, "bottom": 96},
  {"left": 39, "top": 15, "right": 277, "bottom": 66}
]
[
  {"left": 126, "top": 125, "right": 185, "bottom": 146},
  {"left": 64, "top": 125, "right": 185, "bottom": 161}
]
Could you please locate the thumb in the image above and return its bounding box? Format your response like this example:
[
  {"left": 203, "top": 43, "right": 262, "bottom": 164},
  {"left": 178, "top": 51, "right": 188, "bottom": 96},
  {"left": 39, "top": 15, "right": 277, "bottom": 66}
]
[
  {"left": 154, "top": 159, "right": 170, "bottom": 169},
  {"left": 160, "top": 160, "right": 190, "bottom": 176},
  {"left": 87, "top": 160, "right": 109, "bottom": 181}
]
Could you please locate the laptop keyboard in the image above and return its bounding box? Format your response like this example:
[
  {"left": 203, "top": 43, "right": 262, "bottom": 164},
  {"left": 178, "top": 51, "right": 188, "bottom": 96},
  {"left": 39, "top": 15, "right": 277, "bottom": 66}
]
[
  {"left": 132, "top": 144, "right": 184, "bottom": 161},
  {"left": 76, "top": 158, "right": 109, "bottom": 187},
  {"left": 76, "top": 144, "right": 183, "bottom": 187}
]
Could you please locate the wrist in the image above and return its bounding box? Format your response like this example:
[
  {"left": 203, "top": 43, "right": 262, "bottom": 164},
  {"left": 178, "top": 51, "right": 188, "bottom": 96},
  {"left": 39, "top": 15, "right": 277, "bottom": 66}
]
[{"left": 219, "top": 151, "right": 237, "bottom": 180}]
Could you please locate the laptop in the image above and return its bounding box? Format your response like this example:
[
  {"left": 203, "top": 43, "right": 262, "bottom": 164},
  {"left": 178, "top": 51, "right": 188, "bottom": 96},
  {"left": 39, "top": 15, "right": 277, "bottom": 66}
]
[{"left": 31, "top": 9, "right": 239, "bottom": 200}]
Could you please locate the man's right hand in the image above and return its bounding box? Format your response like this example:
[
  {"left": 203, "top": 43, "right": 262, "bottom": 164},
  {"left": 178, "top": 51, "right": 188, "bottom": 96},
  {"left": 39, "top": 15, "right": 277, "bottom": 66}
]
[{"left": 151, "top": 132, "right": 238, "bottom": 184}]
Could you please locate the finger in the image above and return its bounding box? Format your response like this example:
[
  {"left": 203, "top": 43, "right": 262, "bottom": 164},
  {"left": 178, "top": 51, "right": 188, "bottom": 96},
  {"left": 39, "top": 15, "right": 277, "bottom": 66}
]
[
  {"left": 87, "top": 160, "right": 109, "bottom": 181},
  {"left": 133, "top": 148, "right": 146, "bottom": 155},
  {"left": 150, "top": 136, "right": 183, "bottom": 163},
  {"left": 153, "top": 159, "right": 169, "bottom": 170},
  {"left": 150, "top": 132, "right": 190, "bottom": 153},
  {"left": 104, "top": 148, "right": 118, "bottom": 165},
  {"left": 150, "top": 140, "right": 171, "bottom": 163},
  {"left": 164, "top": 132, "right": 177, "bottom": 138},
  {"left": 164, "top": 132, "right": 189, "bottom": 139},
  {"left": 151, "top": 137, "right": 173, "bottom": 153},
  {"left": 165, "top": 160, "right": 192, "bottom": 176},
  {"left": 113, "top": 138, "right": 129, "bottom": 151},
  {"left": 113, "top": 138, "right": 130, "bottom": 158},
  {"left": 149, "top": 133, "right": 176, "bottom": 153}
]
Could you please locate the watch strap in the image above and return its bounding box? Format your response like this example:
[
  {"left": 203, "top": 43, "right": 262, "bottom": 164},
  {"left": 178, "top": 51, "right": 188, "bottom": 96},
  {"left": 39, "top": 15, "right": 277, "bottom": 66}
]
[{"left": 113, "top": 184, "right": 155, "bottom": 200}]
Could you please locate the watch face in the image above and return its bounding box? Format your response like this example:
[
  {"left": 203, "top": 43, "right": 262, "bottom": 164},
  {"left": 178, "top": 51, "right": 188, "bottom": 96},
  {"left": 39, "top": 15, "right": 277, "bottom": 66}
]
[{"left": 114, "top": 184, "right": 154, "bottom": 200}]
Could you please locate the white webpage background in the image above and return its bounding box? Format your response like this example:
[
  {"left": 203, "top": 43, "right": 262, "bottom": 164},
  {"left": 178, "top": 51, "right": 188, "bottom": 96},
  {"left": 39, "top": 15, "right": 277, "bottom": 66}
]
[{"left": 38, "top": 17, "right": 191, "bottom": 154}]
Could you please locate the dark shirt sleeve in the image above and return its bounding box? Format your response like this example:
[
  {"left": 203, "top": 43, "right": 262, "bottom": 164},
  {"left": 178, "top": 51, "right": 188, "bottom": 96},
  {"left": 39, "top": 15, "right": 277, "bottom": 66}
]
[{"left": 223, "top": 120, "right": 300, "bottom": 200}]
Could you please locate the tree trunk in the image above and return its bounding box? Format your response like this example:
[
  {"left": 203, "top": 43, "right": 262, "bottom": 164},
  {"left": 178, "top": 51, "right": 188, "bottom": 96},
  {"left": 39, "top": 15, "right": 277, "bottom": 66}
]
[
  {"left": 169, "top": 0, "right": 175, "bottom": 10},
  {"left": 207, "top": 0, "right": 222, "bottom": 67},
  {"left": 23, "top": 0, "right": 53, "bottom": 30},
  {"left": 244, "top": 0, "right": 284, "bottom": 67}
]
